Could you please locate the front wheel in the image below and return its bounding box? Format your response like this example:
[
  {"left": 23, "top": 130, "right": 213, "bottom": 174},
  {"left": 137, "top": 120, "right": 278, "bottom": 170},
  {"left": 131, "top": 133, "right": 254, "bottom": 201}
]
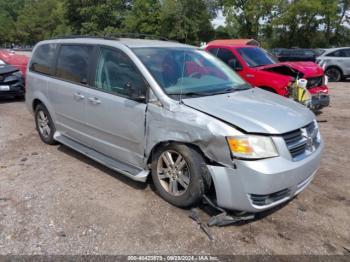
[
  {"left": 151, "top": 144, "right": 210, "bottom": 208},
  {"left": 35, "top": 104, "right": 57, "bottom": 145}
]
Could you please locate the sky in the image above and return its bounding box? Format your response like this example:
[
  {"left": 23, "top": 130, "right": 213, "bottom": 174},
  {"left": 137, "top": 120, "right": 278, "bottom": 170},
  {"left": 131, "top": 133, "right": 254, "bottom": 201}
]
[{"left": 211, "top": 10, "right": 226, "bottom": 28}]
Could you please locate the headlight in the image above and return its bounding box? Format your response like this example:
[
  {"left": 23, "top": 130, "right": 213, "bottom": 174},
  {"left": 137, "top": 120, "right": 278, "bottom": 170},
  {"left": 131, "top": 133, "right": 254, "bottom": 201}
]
[
  {"left": 227, "top": 135, "right": 279, "bottom": 159},
  {"left": 12, "top": 71, "right": 22, "bottom": 78}
]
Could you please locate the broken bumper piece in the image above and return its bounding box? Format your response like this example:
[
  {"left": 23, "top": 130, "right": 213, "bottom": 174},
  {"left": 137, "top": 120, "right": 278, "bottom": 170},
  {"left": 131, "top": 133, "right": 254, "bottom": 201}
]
[{"left": 310, "top": 93, "right": 330, "bottom": 110}]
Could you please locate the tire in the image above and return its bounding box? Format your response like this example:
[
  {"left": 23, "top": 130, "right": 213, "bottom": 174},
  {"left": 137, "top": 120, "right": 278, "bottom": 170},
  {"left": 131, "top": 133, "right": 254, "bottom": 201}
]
[
  {"left": 151, "top": 143, "right": 210, "bottom": 208},
  {"left": 325, "top": 67, "right": 342, "bottom": 82},
  {"left": 34, "top": 104, "right": 57, "bottom": 145}
]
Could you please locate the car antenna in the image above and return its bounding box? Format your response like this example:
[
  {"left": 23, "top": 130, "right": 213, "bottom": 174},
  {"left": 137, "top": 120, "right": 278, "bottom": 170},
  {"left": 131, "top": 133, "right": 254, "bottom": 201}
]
[{"left": 179, "top": 50, "right": 187, "bottom": 104}]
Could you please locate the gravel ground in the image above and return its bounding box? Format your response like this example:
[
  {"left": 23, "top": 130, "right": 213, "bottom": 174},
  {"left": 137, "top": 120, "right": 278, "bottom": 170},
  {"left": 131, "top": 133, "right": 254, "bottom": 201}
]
[{"left": 0, "top": 82, "right": 349, "bottom": 255}]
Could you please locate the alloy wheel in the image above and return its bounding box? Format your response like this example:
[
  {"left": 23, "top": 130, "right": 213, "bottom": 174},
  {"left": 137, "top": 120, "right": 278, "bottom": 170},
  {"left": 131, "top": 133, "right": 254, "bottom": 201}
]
[
  {"left": 156, "top": 150, "right": 191, "bottom": 196},
  {"left": 37, "top": 110, "right": 51, "bottom": 138}
]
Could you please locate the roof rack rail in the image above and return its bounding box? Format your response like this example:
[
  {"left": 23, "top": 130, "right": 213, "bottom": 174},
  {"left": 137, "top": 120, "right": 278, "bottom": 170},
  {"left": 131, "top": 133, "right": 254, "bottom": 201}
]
[
  {"left": 49, "top": 35, "right": 119, "bottom": 41},
  {"left": 105, "top": 33, "right": 169, "bottom": 41},
  {"left": 49, "top": 33, "right": 169, "bottom": 41}
]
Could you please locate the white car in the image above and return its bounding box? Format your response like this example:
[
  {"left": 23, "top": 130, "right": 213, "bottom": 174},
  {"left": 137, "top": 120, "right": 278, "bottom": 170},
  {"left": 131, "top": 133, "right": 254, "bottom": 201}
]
[{"left": 316, "top": 47, "right": 350, "bottom": 82}]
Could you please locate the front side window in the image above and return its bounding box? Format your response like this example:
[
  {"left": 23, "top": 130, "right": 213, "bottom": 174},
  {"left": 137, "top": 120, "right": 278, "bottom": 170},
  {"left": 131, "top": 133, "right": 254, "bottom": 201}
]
[
  {"left": 94, "top": 47, "right": 146, "bottom": 98},
  {"left": 56, "top": 45, "right": 93, "bottom": 84},
  {"left": 30, "top": 43, "right": 57, "bottom": 75},
  {"left": 133, "top": 47, "right": 249, "bottom": 99},
  {"left": 217, "top": 48, "right": 242, "bottom": 70},
  {"left": 236, "top": 47, "right": 278, "bottom": 67},
  {"left": 326, "top": 51, "right": 340, "bottom": 57}
]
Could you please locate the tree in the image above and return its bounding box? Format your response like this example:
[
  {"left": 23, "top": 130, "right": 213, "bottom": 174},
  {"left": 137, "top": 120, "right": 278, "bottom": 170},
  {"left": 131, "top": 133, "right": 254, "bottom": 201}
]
[
  {"left": 123, "top": 0, "right": 162, "bottom": 36},
  {"left": 15, "top": 0, "right": 70, "bottom": 45},
  {"left": 160, "top": 0, "right": 215, "bottom": 44},
  {"left": 223, "top": 0, "right": 282, "bottom": 40},
  {"left": 64, "top": 0, "right": 131, "bottom": 35},
  {"left": 222, "top": 0, "right": 350, "bottom": 48},
  {"left": 0, "top": 0, "right": 25, "bottom": 45},
  {"left": 270, "top": 0, "right": 350, "bottom": 47}
]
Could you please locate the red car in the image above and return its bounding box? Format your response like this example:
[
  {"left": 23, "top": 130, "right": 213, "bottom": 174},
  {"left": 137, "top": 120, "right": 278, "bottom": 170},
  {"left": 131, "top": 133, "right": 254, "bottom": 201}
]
[
  {"left": 205, "top": 41, "right": 329, "bottom": 109},
  {"left": 0, "top": 49, "right": 29, "bottom": 78}
]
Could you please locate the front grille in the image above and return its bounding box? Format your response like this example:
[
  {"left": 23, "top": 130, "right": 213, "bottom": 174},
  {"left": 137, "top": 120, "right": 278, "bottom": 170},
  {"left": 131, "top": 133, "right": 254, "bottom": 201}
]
[
  {"left": 250, "top": 188, "right": 291, "bottom": 206},
  {"left": 306, "top": 76, "right": 323, "bottom": 88},
  {"left": 282, "top": 121, "right": 319, "bottom": 160}
]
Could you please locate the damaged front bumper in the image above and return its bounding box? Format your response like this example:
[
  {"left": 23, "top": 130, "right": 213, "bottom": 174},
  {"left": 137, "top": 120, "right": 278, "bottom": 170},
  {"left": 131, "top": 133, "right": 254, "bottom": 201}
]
[
  {"left": 310, "top": 93, "right": 330, "bottom": 110},
  {"left": 0, "top": 77, "right": 25, "bottom": 97},
  {"left": 207, "top": 141, "right": 323, "bottom": 213}
]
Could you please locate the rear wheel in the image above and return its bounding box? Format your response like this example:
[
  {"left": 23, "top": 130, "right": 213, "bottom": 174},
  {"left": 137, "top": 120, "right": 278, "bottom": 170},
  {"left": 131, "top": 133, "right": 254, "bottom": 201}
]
[
  {"left": 35, "top": 104, "right": 57, "bottom": 145},
  {"left": 326, "top": 67, "right": 342, "bottom": 82},
  {"left": 151, "top": 144, "right": 209, "bottom": 208}
]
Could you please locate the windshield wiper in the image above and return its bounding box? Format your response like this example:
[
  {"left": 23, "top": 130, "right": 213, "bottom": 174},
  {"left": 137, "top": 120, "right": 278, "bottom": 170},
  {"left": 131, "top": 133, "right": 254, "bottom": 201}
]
[
  {"left": 168, "top": 92, "right": 213, "bottom": 97},
  {"left": 169, "top": 86, "right": 250, "bottom": 97},
  {"left": 212, "top": 85, "right": 250, "bottom": 94}
]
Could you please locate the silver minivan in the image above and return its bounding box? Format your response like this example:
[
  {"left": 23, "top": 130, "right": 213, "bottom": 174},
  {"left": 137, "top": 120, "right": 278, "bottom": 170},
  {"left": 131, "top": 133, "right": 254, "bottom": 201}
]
[{"left": 26, "top": 37, "right": 323, "bottom": 212}]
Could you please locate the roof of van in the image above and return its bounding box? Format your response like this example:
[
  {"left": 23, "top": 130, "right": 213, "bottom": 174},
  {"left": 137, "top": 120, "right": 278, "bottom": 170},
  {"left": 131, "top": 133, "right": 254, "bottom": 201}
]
[{"left": 38, "top": 37, "right": 194, "bottom": 49}]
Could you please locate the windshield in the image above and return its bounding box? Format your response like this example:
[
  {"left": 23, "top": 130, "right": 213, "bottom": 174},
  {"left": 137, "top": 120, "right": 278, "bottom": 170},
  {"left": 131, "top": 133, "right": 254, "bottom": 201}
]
[
  {"left": 237, "top": 47, "right": 278, "bottom": 67},
  {"left": 132, "top": 47, "right": 250, "bottom": 99}
]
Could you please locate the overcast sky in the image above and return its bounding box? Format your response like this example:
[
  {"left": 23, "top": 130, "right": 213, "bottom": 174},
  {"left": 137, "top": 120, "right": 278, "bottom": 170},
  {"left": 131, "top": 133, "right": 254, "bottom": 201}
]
[{"left": 211, "top": 10, "right": 226, "bottom": 28}]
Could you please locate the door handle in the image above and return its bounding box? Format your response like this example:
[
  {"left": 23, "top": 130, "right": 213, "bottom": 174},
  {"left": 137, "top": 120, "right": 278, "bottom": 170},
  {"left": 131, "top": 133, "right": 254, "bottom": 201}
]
[
  {"left": 246, "top": 74, "right": 255, "bottom": 78},
  {"left": 88, "top": 97, "right": 101, "bottom": 105},
  {"left": 73, "top": 93, "right": 85, "bottom": 100}
]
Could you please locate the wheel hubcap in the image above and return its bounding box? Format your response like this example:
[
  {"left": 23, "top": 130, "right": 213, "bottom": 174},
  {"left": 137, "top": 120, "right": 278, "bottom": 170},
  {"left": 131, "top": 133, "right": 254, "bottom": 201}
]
[
  {"left": 37, "top": 110, "right": 51, "bottom": 138},
  {"left": 156, "top": 150, "right": 190, "bottom": 196}
]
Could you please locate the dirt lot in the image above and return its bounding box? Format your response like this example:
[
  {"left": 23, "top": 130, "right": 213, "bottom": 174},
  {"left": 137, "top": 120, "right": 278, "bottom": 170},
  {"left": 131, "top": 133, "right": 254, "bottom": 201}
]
[{"left": 0, "top": 82, "right": 349, "bottom": 255}]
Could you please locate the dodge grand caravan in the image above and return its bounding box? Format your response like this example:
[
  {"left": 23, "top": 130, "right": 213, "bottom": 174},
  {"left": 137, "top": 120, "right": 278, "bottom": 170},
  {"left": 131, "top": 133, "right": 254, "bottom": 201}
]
[{"left": 26, "top": 37, "right": 323, "bottom": 212}]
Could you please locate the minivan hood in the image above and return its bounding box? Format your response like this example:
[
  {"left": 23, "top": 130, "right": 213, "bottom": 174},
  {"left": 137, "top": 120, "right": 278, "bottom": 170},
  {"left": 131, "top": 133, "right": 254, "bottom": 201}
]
[{"left": 182, "top": 88, "right": 314, "bottom": 134}]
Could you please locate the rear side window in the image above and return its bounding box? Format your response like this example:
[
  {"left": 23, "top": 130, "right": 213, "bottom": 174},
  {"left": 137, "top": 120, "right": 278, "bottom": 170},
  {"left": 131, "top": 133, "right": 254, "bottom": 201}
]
[
  {"left": 56, "top": 45, "right": 93, "bottom": 85},
  {"left": 280, "top": 50, "right": 291, "bottom": 56},
  {"left": 303, "top": 50, "right": 315, "bottom": 56},
  {"left": 30, "top": 44, "right": 57, "bottom": 75}
]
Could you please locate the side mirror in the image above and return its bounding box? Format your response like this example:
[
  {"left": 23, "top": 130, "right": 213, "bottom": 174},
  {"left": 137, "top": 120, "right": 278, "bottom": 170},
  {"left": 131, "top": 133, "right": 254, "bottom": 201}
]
[
  {"left": 228, "top": 59, "right": 243, "bottom": 71},
  {"left": 125, "top": 82, "right": 146, "bottom": 102}
]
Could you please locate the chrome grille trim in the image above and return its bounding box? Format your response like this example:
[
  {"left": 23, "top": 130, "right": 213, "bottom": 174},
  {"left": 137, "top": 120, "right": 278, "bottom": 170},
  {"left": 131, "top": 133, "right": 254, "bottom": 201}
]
[{"left": 282, "top": 121, "right": 319, "bottom": 161}]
